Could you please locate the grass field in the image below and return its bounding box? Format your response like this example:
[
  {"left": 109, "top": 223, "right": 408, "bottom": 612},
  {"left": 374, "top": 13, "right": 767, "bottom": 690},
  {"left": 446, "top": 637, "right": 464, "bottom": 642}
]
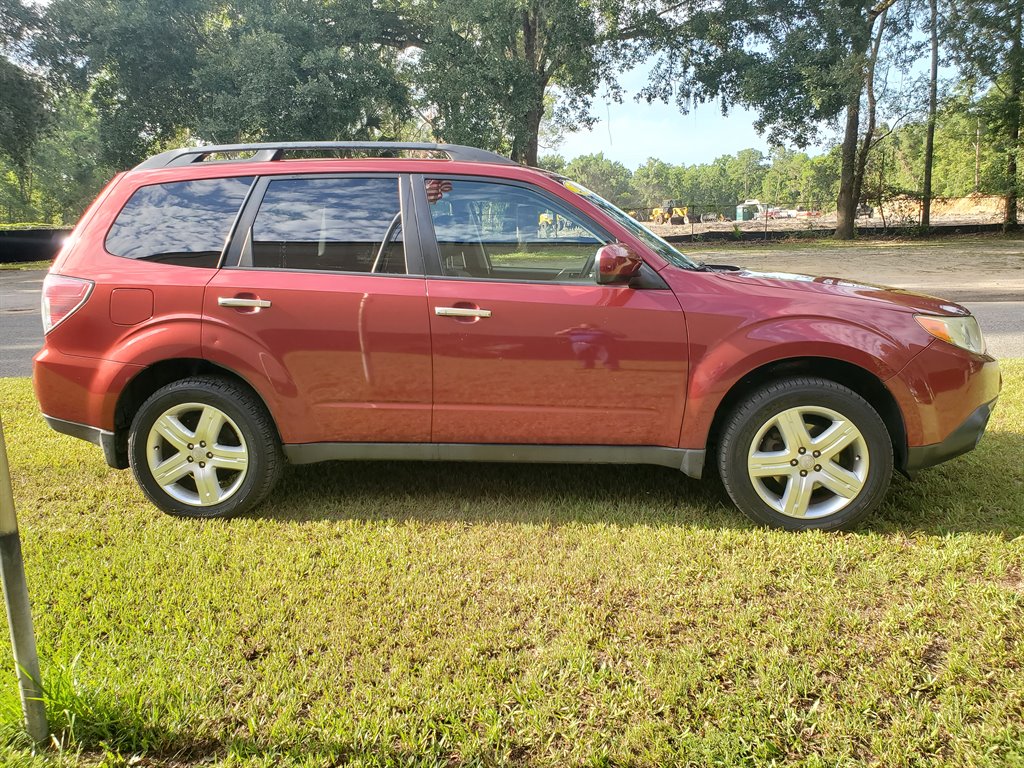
[
  {"left": 0, "top": 261, "right": 52, "bottom": 271},
  {"left": 0, "top": 364, "right": 1021, "bottom": 767}
]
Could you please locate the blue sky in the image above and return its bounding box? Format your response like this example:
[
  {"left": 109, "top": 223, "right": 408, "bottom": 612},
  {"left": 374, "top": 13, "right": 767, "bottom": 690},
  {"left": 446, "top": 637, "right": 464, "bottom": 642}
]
[
  {"left": 554, "top": 63, "right": 772, "bottom": 169},
  {"left": 557, "top": 99, "right": 777, "bottom": 170},
  {"left": 554, "top": 61, "right": 845, "bottom": 170}
]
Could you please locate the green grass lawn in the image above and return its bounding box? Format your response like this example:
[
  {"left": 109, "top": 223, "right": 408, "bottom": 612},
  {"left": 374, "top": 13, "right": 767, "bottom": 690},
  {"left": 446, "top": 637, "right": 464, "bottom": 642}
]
[
  {"left": 0, "top": 364, "right": 1022, "bottom": 767},
  {"left": 0, "top": 261, "right": 52, "bottom": 271}
]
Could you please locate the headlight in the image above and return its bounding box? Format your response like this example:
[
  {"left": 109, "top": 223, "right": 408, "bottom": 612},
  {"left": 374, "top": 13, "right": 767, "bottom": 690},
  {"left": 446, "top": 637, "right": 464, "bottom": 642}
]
[{"left": 915, "top": 314, "right": 986, "bottom": 355}]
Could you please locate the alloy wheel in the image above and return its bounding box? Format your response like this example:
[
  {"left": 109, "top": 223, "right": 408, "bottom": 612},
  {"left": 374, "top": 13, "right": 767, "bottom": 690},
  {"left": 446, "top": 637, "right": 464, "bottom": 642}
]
[
  {"left": 746, "top": 405, "right": 870, "bottom": 519},
  {"left": 145, "top": 402, "right": 249, "bottom": 507}
]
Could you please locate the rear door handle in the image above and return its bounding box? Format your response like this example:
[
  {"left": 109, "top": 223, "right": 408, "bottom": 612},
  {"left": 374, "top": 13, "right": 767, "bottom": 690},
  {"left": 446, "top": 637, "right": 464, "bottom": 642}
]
[
  {"left": 218, "top": 297, "right": 271, "bottom": 308},
  {"left": 435, "top": 306, "right": 492, "bottom": 318}
]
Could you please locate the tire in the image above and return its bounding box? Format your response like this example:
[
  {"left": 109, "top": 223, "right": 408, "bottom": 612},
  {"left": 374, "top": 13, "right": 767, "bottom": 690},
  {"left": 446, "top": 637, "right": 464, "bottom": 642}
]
[
  {"left": 128, "top": 376, "right": 283, "bottom": 519},
  {"left": 717, "top": 377, "right": 893, "bottom": 531}
]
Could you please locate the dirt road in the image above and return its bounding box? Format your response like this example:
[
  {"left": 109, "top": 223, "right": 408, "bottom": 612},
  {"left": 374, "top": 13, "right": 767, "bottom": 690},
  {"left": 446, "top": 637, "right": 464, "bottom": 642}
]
[{"left": 685, "top": 236, "right": 1023, "bottom": 303}]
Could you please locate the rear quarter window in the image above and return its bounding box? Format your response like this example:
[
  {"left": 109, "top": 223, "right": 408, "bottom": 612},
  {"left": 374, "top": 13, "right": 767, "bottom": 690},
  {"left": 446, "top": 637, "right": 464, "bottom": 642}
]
[{"left": 105, "top": 177, "right": 254, "bottom": 267}]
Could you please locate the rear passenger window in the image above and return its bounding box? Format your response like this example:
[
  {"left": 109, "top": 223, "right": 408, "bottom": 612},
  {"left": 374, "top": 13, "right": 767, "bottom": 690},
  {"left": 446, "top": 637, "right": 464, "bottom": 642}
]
[
  {"left": 243, "top": 177, "right": 405, "bottom": 274},
  {"left": 106, "top": 177, "right": 253, "bottom": 267}
]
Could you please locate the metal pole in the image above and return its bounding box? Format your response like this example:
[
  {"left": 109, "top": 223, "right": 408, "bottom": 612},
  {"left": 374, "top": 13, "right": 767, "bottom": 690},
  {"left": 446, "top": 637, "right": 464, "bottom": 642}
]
[{"left": 0, "top": 416, "right": 49, "bottom": 745}]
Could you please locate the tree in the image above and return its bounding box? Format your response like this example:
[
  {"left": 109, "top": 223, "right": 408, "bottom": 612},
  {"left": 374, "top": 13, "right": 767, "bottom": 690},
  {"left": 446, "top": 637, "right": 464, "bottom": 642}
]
[
  {"left": 37, "top": 0, "right": 210, "bottom": 166},
  {"left": 761, "top": 148, "right": 809, "bottom": 205},
  {"left": 37, "top": 0, "right": 413, "bottom": 167},
  {"left": 30, "top": 91, "right": 114, "bottom": 222},
  {"left": 631, "top": 157, "right": 675, "bottom": 205},
  {"left": 537, "top": 153, "right": 568, "bottom": 174},
  {"left": 401, "top": 0, "right": 727, "bottom": 165},
  {"left": 640, "top": 0, "right": 915, "bottom": 238},
  {"left": 0, "top": 0, "right": 48, "bottom": 212},
  {"left": 0, "top": 59, "right": 46, "bottom": 181},
  {"left": 563, "top": 152, "right": 634, "bottom": 206},
  {"left": 725, "top": 149, "right": 768, "bottom": 201},
  {"left": 921, "top": 0, "right": 940, "bottom": 227},
  {"left": 801, "top": 149, "right": 843, "bottom": 210},
  {"left": 945, "top": 0, "right": 1023, "bottom": 228},
  {"left": 193, "top": 0, "right": 409, "bottom": 144},
  {"left": 401, "top": 0, "right": 645, "bottom": 165}
]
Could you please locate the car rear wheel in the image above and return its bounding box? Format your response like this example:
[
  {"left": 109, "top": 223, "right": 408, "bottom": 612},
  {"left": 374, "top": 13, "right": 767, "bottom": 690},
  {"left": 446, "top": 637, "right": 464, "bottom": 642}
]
[
  {"left": 128, "top": 376, "right": 282, "bottom": 519},
  {"left": 718, "top": 377, "right": 893, "bottom": 531}
]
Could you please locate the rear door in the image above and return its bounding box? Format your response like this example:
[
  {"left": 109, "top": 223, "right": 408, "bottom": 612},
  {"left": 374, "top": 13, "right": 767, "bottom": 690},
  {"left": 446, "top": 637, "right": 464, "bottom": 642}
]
[
  {"left": 416, "top": 175, "right": 689, "bottom": 447},
  {"left": 203, "top": 173, "right": 432, "bottom": 445}
]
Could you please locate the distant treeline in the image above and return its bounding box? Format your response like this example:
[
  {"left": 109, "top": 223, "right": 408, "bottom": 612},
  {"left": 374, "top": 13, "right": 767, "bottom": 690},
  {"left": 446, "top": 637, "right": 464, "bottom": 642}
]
[{"left": 540, "top": 99, "right": 1008, "bottom": 213}]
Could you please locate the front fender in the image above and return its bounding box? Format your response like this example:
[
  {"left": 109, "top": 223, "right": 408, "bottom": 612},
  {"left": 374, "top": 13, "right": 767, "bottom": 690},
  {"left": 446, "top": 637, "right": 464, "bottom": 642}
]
[{"left": 679, "top": 315, "right": 915, "bottom": 450}]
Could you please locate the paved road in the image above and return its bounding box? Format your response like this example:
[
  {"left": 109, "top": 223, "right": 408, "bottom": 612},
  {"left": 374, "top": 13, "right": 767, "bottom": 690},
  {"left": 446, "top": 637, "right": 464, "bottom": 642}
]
[
  {"left": 967, "top": 301, "right": 1024, "bottom": 359},
  {"left": 1, "top": 270, "right": 44, "bottom": 377},
  {"left": 1, "top": 269, "right": 1021, "bottom": 378}
]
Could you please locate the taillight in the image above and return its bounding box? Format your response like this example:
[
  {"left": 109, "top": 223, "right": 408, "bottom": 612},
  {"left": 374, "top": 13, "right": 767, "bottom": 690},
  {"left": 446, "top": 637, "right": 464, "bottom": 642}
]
[{"left": 41, "top": 274, "right": 94, "bottom": 334}]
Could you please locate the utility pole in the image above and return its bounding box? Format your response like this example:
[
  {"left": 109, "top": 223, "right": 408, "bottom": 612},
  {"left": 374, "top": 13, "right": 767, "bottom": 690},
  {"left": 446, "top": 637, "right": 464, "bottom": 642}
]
[{"left": 0, "top": 417, "right": 49, "bottom": 746}]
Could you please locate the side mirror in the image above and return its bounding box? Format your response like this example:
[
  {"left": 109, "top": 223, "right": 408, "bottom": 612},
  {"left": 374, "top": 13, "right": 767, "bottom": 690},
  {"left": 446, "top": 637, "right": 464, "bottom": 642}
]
[{"left": 596, "top": 243, "right": 644, "bottom": 284}]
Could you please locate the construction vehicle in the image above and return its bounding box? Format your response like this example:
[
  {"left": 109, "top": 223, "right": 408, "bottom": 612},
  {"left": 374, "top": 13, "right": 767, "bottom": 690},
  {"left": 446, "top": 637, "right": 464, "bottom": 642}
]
[{"left": 650, "top": 200, "right": 689, "bottom": 225}]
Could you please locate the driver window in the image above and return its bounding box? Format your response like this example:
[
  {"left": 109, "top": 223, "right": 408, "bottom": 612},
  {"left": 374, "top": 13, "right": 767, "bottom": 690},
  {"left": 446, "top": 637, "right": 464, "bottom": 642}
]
[
  {"left": 424, "top": 178, "right": 606, "bottom": 281},
  {"left": 244, "top": 177, "right": 405, "bottom": 273}
]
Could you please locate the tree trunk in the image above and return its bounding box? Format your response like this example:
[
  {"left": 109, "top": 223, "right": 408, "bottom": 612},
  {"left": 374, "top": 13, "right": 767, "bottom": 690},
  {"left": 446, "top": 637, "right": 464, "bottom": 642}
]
[
  {"left": 513, "top": 7, "right": 545, "bottom": 166},
  {"left": 835, "top": 97, "right": 862, "bottom": 239},
  {"left": 921, "top": 0, "right": 939, "bottom": 228},
  {"left": 1005, "top": 3, "right": 1022, "bottom": 229},
  {"left": 522, "top": 103, "right": 543, "bottom": 166},
  {"left": 835, "top": 4, "right": 892, "bottom": 240}
]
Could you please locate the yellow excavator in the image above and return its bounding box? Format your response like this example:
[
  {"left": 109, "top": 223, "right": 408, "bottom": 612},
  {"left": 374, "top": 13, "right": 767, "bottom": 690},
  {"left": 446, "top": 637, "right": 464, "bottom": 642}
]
[{"left": 650, "top": 200, "right": 689, "bottom": 225}]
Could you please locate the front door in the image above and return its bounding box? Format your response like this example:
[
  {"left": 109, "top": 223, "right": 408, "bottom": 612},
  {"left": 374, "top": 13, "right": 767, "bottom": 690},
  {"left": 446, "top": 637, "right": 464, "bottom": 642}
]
[{"left": 418, "top": 176, "right": 688, "bottom": 447}]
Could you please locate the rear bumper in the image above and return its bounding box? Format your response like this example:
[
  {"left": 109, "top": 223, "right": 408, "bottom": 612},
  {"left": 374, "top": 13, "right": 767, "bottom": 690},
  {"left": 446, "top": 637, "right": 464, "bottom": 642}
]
[
  {"left": 904, "top": 398, "right": 996, "bottom": 476},
  {"left": 41, "top": 414, "right": 121, "bottom": 468},
  {"left": 34, "top": 347, "right": 142, "bottom": 470}
]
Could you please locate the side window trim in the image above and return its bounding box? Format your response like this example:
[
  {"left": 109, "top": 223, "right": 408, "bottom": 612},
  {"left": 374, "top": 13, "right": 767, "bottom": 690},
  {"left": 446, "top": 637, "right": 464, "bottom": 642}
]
[
  {"left": 218, "top": 176, "right": 262, "bottom": 269},
  {"left": 222, "top": 172, "right": 425, "bottom": 276},
  {"left": 409, "top": 173, "right": 442, "bottom": 276},
  {"left": 412, "top": 174, "right": 615, "bottom": 283},
  {"left": 223, "top": 176, "right": 270, "bottom": 269}
]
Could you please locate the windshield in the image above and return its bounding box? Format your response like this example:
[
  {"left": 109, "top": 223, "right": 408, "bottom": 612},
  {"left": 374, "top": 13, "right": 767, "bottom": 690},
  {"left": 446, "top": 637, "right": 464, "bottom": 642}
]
[{"left": 557, "top": 177, "right": 700, "bottom": 270}]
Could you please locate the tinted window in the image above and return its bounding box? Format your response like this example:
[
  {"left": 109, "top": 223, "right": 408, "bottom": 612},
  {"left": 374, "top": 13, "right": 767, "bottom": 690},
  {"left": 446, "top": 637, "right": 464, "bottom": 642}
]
[
  {"left": 244, "top": 177, "right": 405, "bottom": 274},
  {"left": 425, "top": 178, "right": 604, "bottom": 282},
  {"left": 106, "top": 177, "right": 253, "bottom": 267}
]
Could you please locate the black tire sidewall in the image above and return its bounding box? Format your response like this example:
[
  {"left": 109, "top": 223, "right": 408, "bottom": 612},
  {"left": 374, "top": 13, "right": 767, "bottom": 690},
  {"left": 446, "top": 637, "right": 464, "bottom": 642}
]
[
  {"left": 128, "top": 378, "right": 275, "bottom": 519},
  {"left": 718, "top": 379, "right": 893, "bottom": 531}
]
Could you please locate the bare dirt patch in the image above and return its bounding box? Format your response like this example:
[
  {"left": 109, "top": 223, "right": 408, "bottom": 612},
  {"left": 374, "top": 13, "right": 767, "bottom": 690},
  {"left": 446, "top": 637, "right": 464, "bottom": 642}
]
[{"left": 685, "top": 235, "right": 1024, "bottom": 302}]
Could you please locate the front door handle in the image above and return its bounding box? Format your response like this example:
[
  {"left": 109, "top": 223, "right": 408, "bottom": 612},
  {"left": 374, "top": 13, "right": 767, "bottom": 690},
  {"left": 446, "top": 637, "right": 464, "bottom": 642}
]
[
  {"left": 218, "top": 297, "right": 271, "bottom": 309},
  {"left": 435, "top": 306, "right": 492, "bottom": 318}
]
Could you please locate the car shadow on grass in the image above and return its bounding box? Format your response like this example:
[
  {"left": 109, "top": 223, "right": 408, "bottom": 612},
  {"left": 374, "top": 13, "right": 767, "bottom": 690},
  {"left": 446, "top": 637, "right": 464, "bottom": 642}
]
[
  {"left": 261, "top": 458, "right": 745, "bottom": 529},
  {"left": 254, "top": 428, "right": 1023, "bottom": 537}
]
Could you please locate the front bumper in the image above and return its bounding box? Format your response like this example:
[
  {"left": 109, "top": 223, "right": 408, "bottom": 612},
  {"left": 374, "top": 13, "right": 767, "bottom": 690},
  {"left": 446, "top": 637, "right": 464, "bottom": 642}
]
[{"left": 904, "top": 398, "right": 997, "bottom": 476}]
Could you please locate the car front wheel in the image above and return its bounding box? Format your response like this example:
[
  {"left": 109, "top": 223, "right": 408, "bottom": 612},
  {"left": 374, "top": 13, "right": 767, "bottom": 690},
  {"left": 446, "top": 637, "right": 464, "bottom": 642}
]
[
  {"left": 718, "top": 377, "right": 893, "bottom": 531},
  {"left": 128, "top": 376, "right": 282, "bottom": 519}
]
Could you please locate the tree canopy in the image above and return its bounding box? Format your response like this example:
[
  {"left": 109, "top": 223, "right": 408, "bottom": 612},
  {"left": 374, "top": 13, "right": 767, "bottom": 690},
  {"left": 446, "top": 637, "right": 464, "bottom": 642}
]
[{"left": 0, "top": 0, "right": 1020, "bottom": 233}]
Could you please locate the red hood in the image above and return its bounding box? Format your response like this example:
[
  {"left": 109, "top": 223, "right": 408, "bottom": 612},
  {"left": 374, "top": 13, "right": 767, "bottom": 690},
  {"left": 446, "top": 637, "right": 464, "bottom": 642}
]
[{"left": 712, "top": 267, "right": 971, "bottom": 316}]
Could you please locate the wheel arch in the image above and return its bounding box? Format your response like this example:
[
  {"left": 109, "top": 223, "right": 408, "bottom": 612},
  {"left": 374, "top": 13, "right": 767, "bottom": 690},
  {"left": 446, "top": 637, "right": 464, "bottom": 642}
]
[
  {"left": 109, "top": 358, "right": 280, "bottom": 469},
  {"left": 703, "top": 356, "right": 908, "bottom": 476}
]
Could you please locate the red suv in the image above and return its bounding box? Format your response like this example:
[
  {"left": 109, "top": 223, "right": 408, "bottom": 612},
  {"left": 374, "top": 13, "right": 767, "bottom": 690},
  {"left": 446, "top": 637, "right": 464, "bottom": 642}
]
[{"left": 34, "top": 142, "right": 1001, "bottom": 530}]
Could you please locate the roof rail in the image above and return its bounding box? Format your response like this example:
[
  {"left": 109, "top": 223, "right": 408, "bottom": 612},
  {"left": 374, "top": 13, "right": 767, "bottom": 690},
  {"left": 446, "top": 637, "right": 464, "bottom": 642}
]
[{"left": 133, "top": 141, "right": 519, "bottom": 170}]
